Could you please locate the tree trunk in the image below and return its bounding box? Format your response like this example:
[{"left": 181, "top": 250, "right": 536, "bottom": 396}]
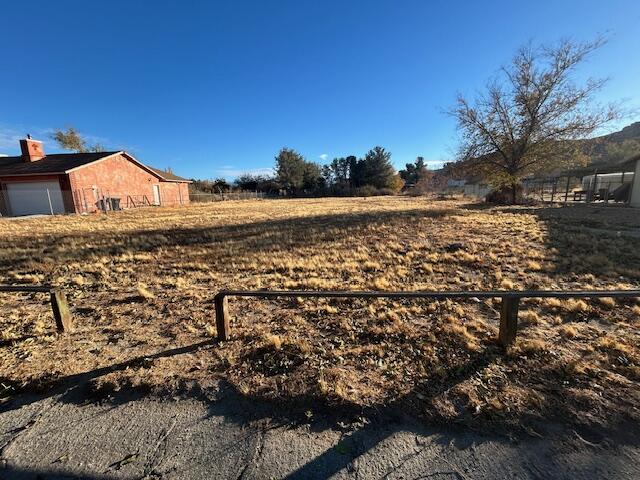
[{"left": 511, "top": 182, "right": 518, "bottom": 205}]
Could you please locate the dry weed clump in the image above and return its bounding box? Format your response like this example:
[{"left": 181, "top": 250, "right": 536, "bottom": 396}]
[
  {"left": 526, "top": 260, "right": 543, "bottom": 271},
  {"left": 136, "top": 283, "right": 155, "bottom": 300},
  {"left": 598, "top": 297, "right": 617, "bottom": 308},
  {"left": 558, "top": 324, "right": 579, "bottom": 338},
  {"left": 519, "top": 309, "right": 542, "bottom": 326},
  {"left": 0, "top": 197, "right": 639, "bottom": 428}
]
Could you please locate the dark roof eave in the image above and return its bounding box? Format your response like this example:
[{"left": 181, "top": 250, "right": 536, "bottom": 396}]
[
  {"left": 0, "top": 171, "right": 192, "bottom": 182},
  {"left": 160, "top": 178, "right": 193, "bottom": 183},
  {"left": 146, "top": 166, "right": 191, "bottom": 182},
  {"left": 562, "top": 155, "right": 639, "bottom": 177},
  {"left": 0, "top": 172, "right": 66, "bottom": 177}
]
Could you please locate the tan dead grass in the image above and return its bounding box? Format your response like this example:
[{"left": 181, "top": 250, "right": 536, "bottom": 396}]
[
  {"left": 558, "top": 324, "right": 579, "bottom": 338},
  {"left": 136, "top": 283, "right": 155, "bottom": 300},
  {"left": 519, "top": 309, "right": 542, "bottom": 326},
  {"left": 0, "top": 197, "right": 639, "bottom": 428},
  {"left": 598, "top": 297, "right": 617, "bottom": 308},
  {"left": 526, "top": 260, "right": 543, "bottom": 271}
]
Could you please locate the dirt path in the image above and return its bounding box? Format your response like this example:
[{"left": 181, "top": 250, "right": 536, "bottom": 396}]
[{"left": 1, "top": 385, "right": 639, "bottom": 479}]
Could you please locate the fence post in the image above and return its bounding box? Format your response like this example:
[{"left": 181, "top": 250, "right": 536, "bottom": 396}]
[
  {"left": 588, "top": 173, "right": 598, "bottom": 203},
  {"left": 50, "top": 289, "right": 73, "bottom": 332},
  {"left": 46, "top": 188, "right": 54, "bottom": 215},
  {"left": 215, "top": 293, "right": 230, "bottom": 340},
  {"left": 498, "top": 296, "right": 519, "bottom": 347}
]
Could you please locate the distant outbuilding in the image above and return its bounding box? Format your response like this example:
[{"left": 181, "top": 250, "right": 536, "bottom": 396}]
[{"left": 0, "top": 138, "right": 190, "bottom": 216}]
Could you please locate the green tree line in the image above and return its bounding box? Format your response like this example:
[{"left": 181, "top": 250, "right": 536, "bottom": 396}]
[
  {"left": 193, "top": 146, "right": 408, "bottom": 196},
  {"left": 274, "top": 146, "right": 404, "bottom": 196}
]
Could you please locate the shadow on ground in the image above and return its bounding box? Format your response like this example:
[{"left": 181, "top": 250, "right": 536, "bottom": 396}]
[
  {"left": 2, "top": 334, "right": 639, "bottom": 479},
  {"left": 0, "top": 207, "right": 450, "bottom": 275}
]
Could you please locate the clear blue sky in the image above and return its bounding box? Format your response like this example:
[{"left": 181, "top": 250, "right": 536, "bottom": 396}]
[{"left": 1, "top": 0, "right": 638, "bottom": 179}]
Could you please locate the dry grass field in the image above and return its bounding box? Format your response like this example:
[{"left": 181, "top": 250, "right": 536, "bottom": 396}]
[{"left": 1, "top": 196, "right": 639, "bottom": 430}]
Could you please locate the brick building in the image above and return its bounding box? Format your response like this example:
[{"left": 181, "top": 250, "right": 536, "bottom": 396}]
[{"left": 0, "top": 137, "right": 190, "bottom": 216}]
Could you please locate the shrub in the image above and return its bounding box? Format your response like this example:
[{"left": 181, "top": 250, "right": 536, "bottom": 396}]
[
  {"left": 377, "top": 187, "right": 399, "bottom": 196},
  {"left": 485, "top": 184, "right": 524, "bottom": 204},
  {"left": 355, "top": 185, "right": 379, "bottom": 197}
]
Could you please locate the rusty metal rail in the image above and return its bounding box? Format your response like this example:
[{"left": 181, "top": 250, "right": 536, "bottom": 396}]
[
  {"left": 214, "top": 289, "right": 640, "bottom": 346},
  {"left": 0, "top": 285, "right": 73, "bottom": 332}
]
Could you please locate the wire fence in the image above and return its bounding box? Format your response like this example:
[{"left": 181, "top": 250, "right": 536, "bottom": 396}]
[
  {"left": 522, "top": 173, "right": 635, "bottom": 205},
  {"left": 0, "top": 187, "right": 189, "bottom": 217},
  {"left": 189, "top": 191, "right": 266, "bottom": 203},
  {"left": 0, "top": 187, "right": 269, "bottom": 217}
]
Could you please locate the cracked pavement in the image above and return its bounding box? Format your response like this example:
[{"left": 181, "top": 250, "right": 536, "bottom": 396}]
[{"left": 1, "top": 386, "right": 639, "bottom": 479}]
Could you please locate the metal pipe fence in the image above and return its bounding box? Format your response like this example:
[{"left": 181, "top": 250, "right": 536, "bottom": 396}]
[{"left": 213, "top": 289, "right": 640, "bottom": 346}]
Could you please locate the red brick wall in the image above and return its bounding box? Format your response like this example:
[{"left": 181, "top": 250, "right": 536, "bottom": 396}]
[
  {"left": 158, "top": 181, "right": 190, "bottom": 206},
  {"left": 67, "top": 153, "right": 189, "bottom": 212}
]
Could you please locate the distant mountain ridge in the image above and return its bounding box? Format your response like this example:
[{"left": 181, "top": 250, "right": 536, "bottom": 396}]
[
  {"left": 579, "top": 121, "right": 640, "bottom": 164},
  {"left": 600, "top": 121, "right": 640, "bottom": 143}
]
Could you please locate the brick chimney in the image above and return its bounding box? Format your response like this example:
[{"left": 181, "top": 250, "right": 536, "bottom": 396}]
[{"left": 20, "top": 136, "right": 45, "bottom": 162}]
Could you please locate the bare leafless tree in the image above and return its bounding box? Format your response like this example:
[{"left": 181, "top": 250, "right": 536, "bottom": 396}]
[{"left": 448, "top": 38, "right": 620, "bottom": 203}]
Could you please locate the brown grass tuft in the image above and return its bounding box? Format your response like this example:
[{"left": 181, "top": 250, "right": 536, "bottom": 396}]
[
  {"left": 512, "top": 339, "right": 548, "bottom": 356},
  {"left": 565, "top": 299, "right": 589, "bottom": 313},
  {"left": 526, "top": 260, "right": 542, "bottom": 271},
  {"left": 264, "top": 334, "right": 283, "bottom": 350},
  {"left": 519, "top": 309, "right": 542, "bottom": 326},
  {"left": 558, "top": 324, "right": 578, "bottom": 338},
  {"left": 500, "top": 278, "right": 516, "bottom": 290},
  {"left": 597, "top": 336, "right": 632, "bottom": 355},
  {"left": 136, "top": 283, "right": 155, "bottom": 300},
  {"left": 598, "top": 297, "right": 616, "bottom": 308}
]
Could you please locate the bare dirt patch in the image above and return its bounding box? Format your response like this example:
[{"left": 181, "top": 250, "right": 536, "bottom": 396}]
[{"left": 1, "top": 197, "right": 639, "bottom": 431}]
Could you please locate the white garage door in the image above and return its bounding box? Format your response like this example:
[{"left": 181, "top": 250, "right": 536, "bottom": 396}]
[{"left": 6, "top": 181, "right": 66, "bottom": 216}]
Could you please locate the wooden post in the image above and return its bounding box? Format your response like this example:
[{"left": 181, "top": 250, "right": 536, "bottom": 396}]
[
  {"left": 50, "top": 289, "right": 73, "bottom": 333},
  {"left": 564, "top": 176, "right": 571, "bottom": 203},
  {"left": 498, "top": 296, "right": 519, "bottom": 347},
  {"left": 588, "top": 172, "right": 598, "bottom": 203},
  {"left": 215, "top": 293, "right": 230, "bottom": 341},
  {"left": 621, "top": 171, "right": 632, "bottom": 205}
]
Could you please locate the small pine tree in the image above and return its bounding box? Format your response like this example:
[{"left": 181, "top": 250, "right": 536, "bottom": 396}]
[{"left": 360, "top": 146, "right": 397, "bottom": 189}]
